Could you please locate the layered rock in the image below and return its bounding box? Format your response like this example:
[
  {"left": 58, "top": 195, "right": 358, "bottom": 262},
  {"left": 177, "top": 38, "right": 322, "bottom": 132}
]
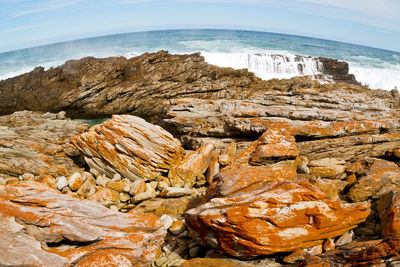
[
  {"left": 378, "top": 191, "right": 400, "bottom": 238},
  {"left": 168, "top": 143, "right": 214, "bottom": 188},
  {"left": 0, "top": 182, "right": 166, "bottom": 266},
  {"left": 0, "top": 51, "right": 268, "bottom": 120},
  {"left": 162, "top": 86, "right": 400, "bottom": 155},
  {"left": 185, "top": 180, "right": 370, "bottom": 258},
  {"left": 71, "top": 114, "right": 185, "bottom": 181},
  {"left": 301, "top": 238, "right": 400, "bottom": 266},
  {"left": 347, "top": 158, "right": 400, "bottom": 202},
  {"left": 0, "top": 111, "right": 89, "bottom": 179}
]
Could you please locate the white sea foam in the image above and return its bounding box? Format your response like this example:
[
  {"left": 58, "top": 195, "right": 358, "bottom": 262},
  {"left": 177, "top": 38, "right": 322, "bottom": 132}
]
[
  {"left": 201, "top": 51, "right": 323, "bottom": 80},
  {"left": 349, "top": 65, "right": 400, "bottom": 90}
]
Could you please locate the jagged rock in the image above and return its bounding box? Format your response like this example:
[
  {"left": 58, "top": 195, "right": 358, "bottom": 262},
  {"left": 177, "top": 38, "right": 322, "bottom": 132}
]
[
  {"left": 0, "top": 51, "right": 270, "bottom": 120},
  {"left": 71, "top": 114, "right": 185, "bottom": 182},
  {"left": 0, "top": 182, "right": 166, "bottom": 266},
  {"left": 0, "top": 111, "right": 89, "bottom": 179},
  {"left": 168, "top": 143, "right": 214, "bottom": 188},
  {"left": 301, "top": 238, "right": 400, "bottom": 266},
  {"left": 206, "top": 151, "right": 220, "bottom": 184},
  {"left": 186, "top": 180, "right": 370, "bottom": 258},
  {"left": 347, "top": 158, "right": 400, "bottom": 202},
  {"left": 219, "top": 141, "right": 236, "bottom": 166},
  {"left": 378, "top": 191, "right": 400, "bottom": 237},
  {"left": 318, "top": 57, "right": 359, "bottom": 84},
  {"left": 250, "top": 128, "right": 298, "bottom": 164}
]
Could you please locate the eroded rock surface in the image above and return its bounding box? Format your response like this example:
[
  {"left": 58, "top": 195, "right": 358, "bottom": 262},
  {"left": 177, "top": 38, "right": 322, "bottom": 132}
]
[
  {"left": 0, "top": 182, "right": 166, "bottom": 266},
  {"left": 0, "top": 111, "right": 89, "bottom": 179},
  {"left": 71, "top": 114, "right": 185, "bottom": 181},
  {"left": 186, "top": 180, "right": 370, "bottom": 259}
]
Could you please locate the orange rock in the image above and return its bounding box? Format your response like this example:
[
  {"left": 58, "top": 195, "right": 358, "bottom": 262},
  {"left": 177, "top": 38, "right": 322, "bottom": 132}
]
[
  {"left": 41, "top": 175, "right": 57, "bottom": 189},
  {"left": 107, "top": 180, "right": 128, "bottom": 193},
  {"left": 308, "top": 158, "right": 346, "bottom": 178},
  {"left": 71, "top": 115, "right": 185, "bottom": 182},
  {"left": 181, "top": 258, "right": 253, "bottom": 267},
  {"left": 250, "top": 128, "right": 299, "bottom": 164},
  {"left": 378, "top": 191, "right": 400, "bottom": 238},
  {"left": 206, "top": 151, "right": 220, "bottom": 184},
  {"left": 218, "top": 141, "right": 236, "bottom": 166},
  {"left": 348, "top": 158, "right": 400, "bottom": 202},
  {"left": 323, "top": 238, "right": 335, "bottom": 252},
  {"left": 168, "top": 143, "right": 214, "bottom": 188},
  {"left": 186, "top": 180, "right": 370, "bottom": 259},
  {"left": 87, "top": 188, "right": 119, "bottom": 204},
  {"left": 0, "top": 181, "right": 166, "bottom": 266},
  {"left": 67, "top": 172, "right": 85, "bottom": 191},
  {"left": 129, "top": 180, "right": 146, "bottom": 196},
  {"left": 301, "top": 238, "right": 400, "bottom": 266}
]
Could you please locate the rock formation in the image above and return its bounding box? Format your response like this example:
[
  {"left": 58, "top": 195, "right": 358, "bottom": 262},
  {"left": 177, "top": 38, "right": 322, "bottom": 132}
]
[
  {"left": 186, "top": 180, "right": 370, "bottom": 259},
  {"left": 0, "top": 181, "right": 166, "bottom": 266},
  {"left": 0, "top": 111, "right": 89, "bottom": 179},
  {"left": 71, "top": 114, "right": 185, "bottom": 181}
]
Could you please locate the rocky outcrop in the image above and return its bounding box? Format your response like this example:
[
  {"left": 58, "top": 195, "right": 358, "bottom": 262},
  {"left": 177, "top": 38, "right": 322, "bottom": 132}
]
[
  {"left": 185, "top": 180, "right": 370, "bottom": 259},
  {"left": 0, "top": 111, "right": 89, "bottom": 179},
  {"left": 0, "top": 181, "right": 166, "bottom": 266},
  {"left": 71, "top": 114, "right": 185, "bottom": 181},
  {"left": 162, "top": 86, "right": 400, "bottom": 157},
  {"left": 378, "top": 191, "right": 400, "bottom": 238},
  {"left": 318, "top": 57, "right": 358, "bottom": 84},
  {"left": 0, "top": 51, "right": 268, "bottom": 120}
]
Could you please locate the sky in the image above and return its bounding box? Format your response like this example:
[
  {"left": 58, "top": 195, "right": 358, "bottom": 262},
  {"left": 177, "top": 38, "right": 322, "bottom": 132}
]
[{"left": 0, "top": 0, "right": 400, "bottom": 53}]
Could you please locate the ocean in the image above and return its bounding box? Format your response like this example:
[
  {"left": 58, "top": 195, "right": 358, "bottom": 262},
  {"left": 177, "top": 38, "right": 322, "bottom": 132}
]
[{"left": 1, "top": 29, "right": 399, "bottom": 90}]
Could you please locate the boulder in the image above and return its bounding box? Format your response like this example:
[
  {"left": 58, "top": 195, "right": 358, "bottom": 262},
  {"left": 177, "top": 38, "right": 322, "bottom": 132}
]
[
  {"left": 168, "top": 143, "right": 214, "bottom": 188},
  {"left": 186, "top": 180, "right": 370, "bottom": 258},
  {"left": 347, "top": 158, "right": 400, "bottom": 202},
  {"left": 301, "top": 238, "right": 400, "bottom": 266},
  {"left": 71, "top": 114, "right": 185, "bottom": 181},
  {"left": 0, "top": 182, "right": 166, "bottom": 266},
  {"left": 0, "top": 111, "right": 89, "bottom": 179},
  {"left": 378, "top": 191, "right": 400, "bottom": 237}
]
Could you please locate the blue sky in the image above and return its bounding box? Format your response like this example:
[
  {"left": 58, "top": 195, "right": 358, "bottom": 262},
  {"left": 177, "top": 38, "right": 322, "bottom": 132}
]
[{"left": 0, "top": 0, "right": 400, "bottom": 52}]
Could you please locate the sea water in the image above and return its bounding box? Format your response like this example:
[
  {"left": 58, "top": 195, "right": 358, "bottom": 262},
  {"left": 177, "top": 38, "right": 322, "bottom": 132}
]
[{"left": 0, "top": 29, "right": 399, "bottom": 90}]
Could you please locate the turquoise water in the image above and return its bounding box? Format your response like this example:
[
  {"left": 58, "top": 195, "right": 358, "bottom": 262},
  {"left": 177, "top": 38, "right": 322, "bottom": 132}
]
[{"left": 1, "top": 29, "right": 399, "bottom": 90}]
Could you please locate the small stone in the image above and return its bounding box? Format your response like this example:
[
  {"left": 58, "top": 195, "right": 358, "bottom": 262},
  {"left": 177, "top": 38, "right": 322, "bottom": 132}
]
[
  {"left": 112, "top": 173, "right": 121, "bottom": 181},
  {"left": 283, "top": 250, "right": 307, "bottom": 263},
  {"left": 305, "top": 244, "right": 323, "bottom": 256},
  {"left": 68, "top": 172, "right": 84, "bottom": 191},
  {"left": 160, "top": 214, "right": 174, "bottom": 229},
  {"left": 189, "top": 246, "right": 201, "bottom": 258},
  {"left": 76, "top": 175, "right": 97, "bottom": 198},
  {"left": 61, "top": 186, "right": 72, "bottom": 194},
  {"left": 323, "top": 238, "right": 335, "bottom": 252},
  {"left": 56, "top": 176, "right": 68, "bottom": 191},
  {"left": 106, "top": 180, "right": 127, "bottom": 193},
  {"left": 160, "top": 187, "right": 193, "bottom": 198},
  {"left": 169, "top": 220, "right": 186, "bottom": 236},
  {"left": 129, "top": 180, "right": 146, "bottom": 196},
  {"left": 347, "top": 173, "right": 357, "bottom": 184},
  {"left": 96, "top": 174, "right": 111, "bottom": 187},
  {"left": 119, "top": 192, "right": 131, "bottom": 202},
  {"left": 335, "top": 230, "right": 354, "bottom": 247},
  {"left": 87, "top": 188, "right": 119, "bottom": 205},
  {"left": 133, "top": 183, "right": 157, "bottom": 203},
  {"left": 21, "top": 173, "right": 35, "bottom": 181}
]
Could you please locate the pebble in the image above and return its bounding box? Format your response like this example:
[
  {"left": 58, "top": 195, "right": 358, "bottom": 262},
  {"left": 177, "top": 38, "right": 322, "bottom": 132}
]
[
  {"left": 56, "top": 176, "right": 68, "bottom": 191},
  {"left": 169, "top": 220, "right": 186, "bottom": 235},
  {"left": 335, "top": 230, "right": 354, "bottom": 247},
  {"left": 96, "top": 174, "right": 111, "bottom": 187},
  {"left": 119, "top": 192, "right": 131, "bottom": 202},
  {"left": 160, "top": 214, "right": 174, "bottom": 229}
]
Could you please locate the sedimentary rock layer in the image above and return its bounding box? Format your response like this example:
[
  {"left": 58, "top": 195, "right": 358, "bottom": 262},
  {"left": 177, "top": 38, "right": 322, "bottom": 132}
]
[
  {"left": 0, "top": 111, "right": 89, "bottom": 178},
  {"left": 71, "top": 114, "right": 185, "bottom": 181},
  {"left": 0, "top": 182, "right": 166, "bottom": 266}
]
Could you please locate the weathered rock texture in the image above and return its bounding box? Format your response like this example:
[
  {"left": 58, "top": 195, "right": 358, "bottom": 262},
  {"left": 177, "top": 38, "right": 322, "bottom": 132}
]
[
  {"left": 71, "top": 114, "right": 185, "bottom": 181},
  {"left": 185, "top": 180, "right": 370, "bottom": 259},
  {"left": 0, "top": 182, "right": 166, "bottom": 266},
  {"left": 378, "top": 191, "right": 400, "bottom": 238},
  {"left": 301, "top": 238, "right": 400, "bottom": 266},
  {"left": 0, "top": 111, "right": 89, "bottom": 178},
  {"left": 0, "top": 51, "right": 365, "bottom": 120},
  {"left": 163, "top": 85, "right": 400, "bottom": 157}
]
